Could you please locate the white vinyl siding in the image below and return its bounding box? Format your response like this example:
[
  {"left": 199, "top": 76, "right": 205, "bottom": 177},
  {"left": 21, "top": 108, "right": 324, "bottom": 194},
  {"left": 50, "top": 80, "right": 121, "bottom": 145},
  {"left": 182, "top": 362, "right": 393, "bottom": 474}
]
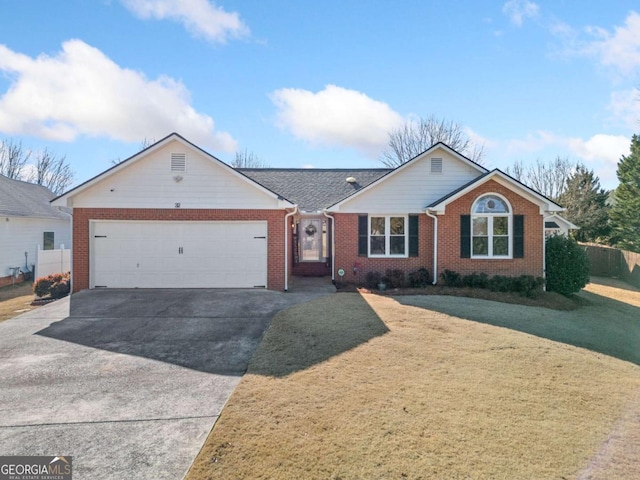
[
  {"left": 71, "top": 140, "right": 281, "bottom": 209},
  {"left": 336, "top": 149, "right": 481, "bottom": 213},
  {"left": 0, "top": 217, "right": 71, "bottom": 277}
]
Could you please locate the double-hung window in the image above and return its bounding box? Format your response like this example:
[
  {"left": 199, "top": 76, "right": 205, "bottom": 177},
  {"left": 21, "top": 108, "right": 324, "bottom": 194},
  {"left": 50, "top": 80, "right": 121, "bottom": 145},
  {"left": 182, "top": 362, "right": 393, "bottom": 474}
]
[
  {"left": 369, "top": 215, "right": 407, "bottom": 257},
  {"left": 471, "top": 195, "right": 511, "bottom": 258}
]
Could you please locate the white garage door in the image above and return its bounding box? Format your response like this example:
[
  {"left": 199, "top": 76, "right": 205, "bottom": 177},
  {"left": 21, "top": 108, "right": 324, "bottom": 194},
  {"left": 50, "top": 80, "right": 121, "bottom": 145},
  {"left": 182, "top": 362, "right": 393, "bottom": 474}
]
[{"left": 91, "top": 221, "right": 268, "bottom": 288}]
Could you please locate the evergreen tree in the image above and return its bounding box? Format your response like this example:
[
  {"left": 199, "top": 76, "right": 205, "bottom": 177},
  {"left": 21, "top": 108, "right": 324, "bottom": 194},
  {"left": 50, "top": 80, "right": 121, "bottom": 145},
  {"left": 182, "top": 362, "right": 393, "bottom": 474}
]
[
  {"left": 610, "top": 134, "right": 640, "bottom": 252},
  {"left": 557, "top": 165, "right": 610, "bottom": 243}
]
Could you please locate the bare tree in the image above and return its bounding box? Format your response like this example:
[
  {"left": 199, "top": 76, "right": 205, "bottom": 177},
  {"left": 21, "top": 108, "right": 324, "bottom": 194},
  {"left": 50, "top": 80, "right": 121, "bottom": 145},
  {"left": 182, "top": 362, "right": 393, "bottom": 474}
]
[
  {"left": 111, "top": 137, "right": 158, "bottom": 165},
  {"left": 27, "top": 148, "right": 74, "bottom": 195},
  {"left": 231, "top": 149, "right": 270, "bottom": 168},
  {"left": 139, "top": 137, "right": 156, "bottom": 150},
  {"left": 506, "top": 157, "right": 576, "bottom": 201},
  {"left": 0, "top": 138, "right": 31, "bottom": 179},
  {"left": 380, "top": 115, "right": 485, "bottom": 167}
]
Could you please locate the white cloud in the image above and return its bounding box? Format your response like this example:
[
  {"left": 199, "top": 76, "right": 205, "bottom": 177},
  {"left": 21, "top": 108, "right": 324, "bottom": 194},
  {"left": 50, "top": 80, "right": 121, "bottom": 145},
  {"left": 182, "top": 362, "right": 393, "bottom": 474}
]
[
  {"left": 503, "top": 130, "right": 561, "bottom": 155},
  {"left": 0, "top": 40, "right": 236, "bottom": 151},
  {"left": 465, "top": 128, "right": 497, "bottom": 150},
  {"left": 555, "top": 11, "right": 640, "bottom": 77},
  {"left": 584, "top": 11, "right": 640, "bottom": 76},
  {"left": 270, "top": 85, "right": 404, "bottom": 157},
  {"left": 502, "top": 0, "right": 539, "bottom": 27},
  {"left": 568, "top": 134, "right": 629, "bottom": 165},
  {"left": 607, "top": 88, "right": 640, "bottom": 130},
  {"left": 121, "top": 0, "right": 248, "bottom": 43},
  {"left": 568, "top": 134, "right": 630, "bottom": 185}
]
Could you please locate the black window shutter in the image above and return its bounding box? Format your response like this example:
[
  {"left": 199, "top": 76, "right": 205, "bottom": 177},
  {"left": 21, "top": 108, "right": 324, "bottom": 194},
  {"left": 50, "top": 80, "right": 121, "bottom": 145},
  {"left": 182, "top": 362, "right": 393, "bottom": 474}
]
[
  {"left": 460, "top": 215, "right": 471, "bottom": 258},
  {"left": 358, "top": 215, "right": 368, "bottom": 257},
  {"left": 409, "top": 215, "right": 419, "bottom": 257},
  {"left": 513, "top": 215, "right": 524, "bottom": 258}
]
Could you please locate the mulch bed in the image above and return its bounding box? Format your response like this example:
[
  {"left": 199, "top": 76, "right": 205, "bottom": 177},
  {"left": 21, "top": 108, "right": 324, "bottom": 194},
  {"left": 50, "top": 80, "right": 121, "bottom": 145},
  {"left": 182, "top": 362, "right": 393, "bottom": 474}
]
[{"left": 335, "top": 283, "right": 580, "bottom": 311}]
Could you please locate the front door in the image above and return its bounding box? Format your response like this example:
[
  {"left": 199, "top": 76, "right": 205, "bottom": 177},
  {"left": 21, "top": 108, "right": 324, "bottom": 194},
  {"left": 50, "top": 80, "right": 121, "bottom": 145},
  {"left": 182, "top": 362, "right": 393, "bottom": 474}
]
[
  {"left": 293, "top": 217, "right": 330, "bottom": 276},
  {"left": 300, "top": 218, "right": 323, "bottom": 261}
]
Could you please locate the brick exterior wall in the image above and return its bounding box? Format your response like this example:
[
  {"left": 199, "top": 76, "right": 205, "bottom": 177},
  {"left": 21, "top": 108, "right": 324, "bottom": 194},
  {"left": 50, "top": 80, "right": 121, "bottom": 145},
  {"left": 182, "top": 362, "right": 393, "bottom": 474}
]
[
  {"left": 333, "top": 213, "right": 434, "bottom": 285},
  {"left": 332, "top": 180, "right": 544, "bottom": 285},
  {"left": 437, "top": 180, "right": 544, "bottom": 279},
  {"left": 0, "top": 273, "right": 26, "bottom": 289},
  {"left": 72, "top": 208, "right": 287, "bottom": 293}
]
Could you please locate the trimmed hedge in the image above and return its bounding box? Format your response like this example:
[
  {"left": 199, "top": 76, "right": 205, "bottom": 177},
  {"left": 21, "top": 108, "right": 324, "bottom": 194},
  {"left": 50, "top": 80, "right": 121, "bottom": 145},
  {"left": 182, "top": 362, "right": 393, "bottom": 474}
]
[
  {"left": 33, "top": 272, "right": 71, "bottom": 299},
  {"left": 408, "top": 268, "right": 431, "bottom": 287},
  {"left": 440, "top": 270, "right": 544, "bottom": 298}
]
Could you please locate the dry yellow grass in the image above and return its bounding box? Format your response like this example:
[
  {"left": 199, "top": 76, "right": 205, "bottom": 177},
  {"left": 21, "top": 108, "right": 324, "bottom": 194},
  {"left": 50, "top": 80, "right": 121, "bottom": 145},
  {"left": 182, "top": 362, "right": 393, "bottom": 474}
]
[
  {"left": 0, "top": 283, "right": 36, "bottom": 322},
  {"left": 187, "top": 281, "right": 640, "bottom": 480},
  {"left": 583, "top": 276, "right": 640, "bottom": 307}
]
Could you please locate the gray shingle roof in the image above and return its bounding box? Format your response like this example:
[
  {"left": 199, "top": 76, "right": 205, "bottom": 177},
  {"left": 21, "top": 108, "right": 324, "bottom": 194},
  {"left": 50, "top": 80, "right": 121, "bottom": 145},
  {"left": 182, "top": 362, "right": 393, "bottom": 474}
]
[
  {"left": 238, "top": 168, "right": 391, "bottom": 212},
  {"left": 0, "top": 175, "right": 70, "bottom": 220}
]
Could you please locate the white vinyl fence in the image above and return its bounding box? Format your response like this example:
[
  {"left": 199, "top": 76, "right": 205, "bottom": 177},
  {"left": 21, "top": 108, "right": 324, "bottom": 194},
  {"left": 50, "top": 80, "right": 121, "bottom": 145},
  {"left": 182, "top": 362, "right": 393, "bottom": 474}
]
[{"left": 35, "top": 247, "right": 70, "bottom": 280}]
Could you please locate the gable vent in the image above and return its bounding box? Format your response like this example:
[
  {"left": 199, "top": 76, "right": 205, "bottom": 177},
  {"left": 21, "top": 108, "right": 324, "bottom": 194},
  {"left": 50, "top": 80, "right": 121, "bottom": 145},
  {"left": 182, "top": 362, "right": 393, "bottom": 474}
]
[
  {"left": 431, "top": 158, "right": 443, "bottom": 174},
  {"left": 171, "top": 153, "right": 187, "bottom": 172}
]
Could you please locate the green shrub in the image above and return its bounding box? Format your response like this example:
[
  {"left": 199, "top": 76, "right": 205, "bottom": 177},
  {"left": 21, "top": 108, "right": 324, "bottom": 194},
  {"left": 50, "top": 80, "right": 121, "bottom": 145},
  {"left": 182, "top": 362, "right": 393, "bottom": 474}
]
[
  {"left": 364, "top": 271, "right": 382, "bottom": 289},
  {"left": 512, "top": 275, "right": 545, "bottom": 298},
  {"left": 545, "top": 235, "right": 590, "bottom": 295},
  {"left": 408, "top": 268, "right": 430, "bottom": 287},
  {"left": 440, "top": 269, "right": 463, "bottom": 287},
  {"left": 441, "top": 270, "right": 544, "bottom": 297},
  {"left": 385, "top": 269, "right": 406, "bottom": 288},
  {"left": 33, "top": 277, "right": 53, "bottom": 297},
  {"left": 33, "top": 272, "right": 71, "bottom": 299},
  {"left": 461, "top": 272, "right": 489, "bottom": 289},
  {"left": 488, "top": 275, "right": 512, "bottom": 292}
]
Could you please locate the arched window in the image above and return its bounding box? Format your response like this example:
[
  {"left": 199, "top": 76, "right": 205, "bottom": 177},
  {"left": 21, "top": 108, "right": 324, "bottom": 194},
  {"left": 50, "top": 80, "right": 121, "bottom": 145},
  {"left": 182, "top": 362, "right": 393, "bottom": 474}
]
[{"left": 471, "top": 194, "right": 512, "bottom": 257}]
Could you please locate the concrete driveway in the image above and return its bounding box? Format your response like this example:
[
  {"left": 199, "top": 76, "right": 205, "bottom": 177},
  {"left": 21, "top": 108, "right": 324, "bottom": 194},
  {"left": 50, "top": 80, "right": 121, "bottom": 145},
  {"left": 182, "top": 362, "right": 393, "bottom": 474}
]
[{"left": 0, "top": 285, "right": 332, "bottom": 479}]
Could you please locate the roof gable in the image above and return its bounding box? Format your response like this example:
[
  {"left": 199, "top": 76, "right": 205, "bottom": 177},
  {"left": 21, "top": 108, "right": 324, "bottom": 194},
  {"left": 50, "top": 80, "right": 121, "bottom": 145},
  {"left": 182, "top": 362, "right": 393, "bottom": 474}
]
[
  {"left": 52, "top": 133, "right": 294, "bottom": 209},
  {"left": 427, "top": 169, "right": 564, "bottom": 214},
  {"left": 0, "top": 175, "right": 70, "bottom": 220},
  {"left": 326, "top": 143, "right": 487, "bottom": 212}
]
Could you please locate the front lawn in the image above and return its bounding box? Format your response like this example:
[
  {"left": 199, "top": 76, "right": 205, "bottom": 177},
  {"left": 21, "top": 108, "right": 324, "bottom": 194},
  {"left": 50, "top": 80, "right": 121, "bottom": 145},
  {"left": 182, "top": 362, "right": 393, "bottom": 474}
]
[
  {"left": 187, "top": 279, "right": 640, "bottom": 479},
  {"left": 0, "top": 283, "right": 37, "bottom": 322}
]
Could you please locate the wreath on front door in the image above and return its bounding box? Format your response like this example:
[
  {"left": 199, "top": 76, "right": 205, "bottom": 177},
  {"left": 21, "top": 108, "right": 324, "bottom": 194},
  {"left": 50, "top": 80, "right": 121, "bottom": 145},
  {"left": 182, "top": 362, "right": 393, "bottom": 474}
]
[{"left": 304, "top": 223, "right": 317, "bottom": 236}]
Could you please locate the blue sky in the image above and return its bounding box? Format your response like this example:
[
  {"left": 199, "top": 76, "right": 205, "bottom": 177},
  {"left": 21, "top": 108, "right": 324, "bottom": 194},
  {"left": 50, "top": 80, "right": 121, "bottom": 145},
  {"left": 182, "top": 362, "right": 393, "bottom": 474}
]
[{"left": 1, "top": 1, "right": 639, "bottom": 190}]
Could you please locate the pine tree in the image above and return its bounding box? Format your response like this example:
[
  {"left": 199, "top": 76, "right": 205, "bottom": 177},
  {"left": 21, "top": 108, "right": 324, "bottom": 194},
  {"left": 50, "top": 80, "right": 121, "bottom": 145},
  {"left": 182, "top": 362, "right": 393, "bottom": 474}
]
[
  {"left": 610, "top": 134, "right": 640, "bottom": 252},
  {"left": 557, "top": 165, "right": 610, "bottom": 243}
]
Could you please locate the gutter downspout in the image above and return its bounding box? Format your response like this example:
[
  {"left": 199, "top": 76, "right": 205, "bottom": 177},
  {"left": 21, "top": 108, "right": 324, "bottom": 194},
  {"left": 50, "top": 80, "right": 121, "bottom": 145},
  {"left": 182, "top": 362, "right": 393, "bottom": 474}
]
[
  {"left": 322, "top": 210, "right": 335, "bottom": 283},
  {"left": 541, "top": 211, "right": 558, "bottom": 292},
  {"left": 426, "top": 210, "right": 438, "bottom": 285},
  {"left": 284, "top": 205, "right": 298, "bottom": 292}
]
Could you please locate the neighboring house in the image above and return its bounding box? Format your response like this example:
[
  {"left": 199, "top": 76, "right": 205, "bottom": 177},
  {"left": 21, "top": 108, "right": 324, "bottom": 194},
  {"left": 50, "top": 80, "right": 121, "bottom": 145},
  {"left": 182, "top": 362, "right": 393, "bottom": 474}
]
[
  {"left": 52, "top": 133, "right": 574, "bottom": 293},
  {"left": 544, "top": 215, "right": 579, "bottom": 237},
  {"left": 0, "top": 175, "right": 72, "bottom": 287}
]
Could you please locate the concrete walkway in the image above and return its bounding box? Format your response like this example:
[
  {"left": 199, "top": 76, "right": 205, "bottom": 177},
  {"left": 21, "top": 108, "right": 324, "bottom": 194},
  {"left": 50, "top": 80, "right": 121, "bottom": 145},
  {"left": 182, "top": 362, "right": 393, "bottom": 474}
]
[{"left": 0, "top": 287, "right": 332, "bottom": 479}]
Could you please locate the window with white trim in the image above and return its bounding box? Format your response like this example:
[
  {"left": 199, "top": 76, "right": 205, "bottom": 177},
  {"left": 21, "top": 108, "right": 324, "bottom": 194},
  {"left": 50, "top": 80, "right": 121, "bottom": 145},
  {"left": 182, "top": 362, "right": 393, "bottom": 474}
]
[
  {"left": 471, "top": 194, "right": 511, "bottom": 258},
  {"left": 369, "top": 215, "right": 408, "bottom": 257}
]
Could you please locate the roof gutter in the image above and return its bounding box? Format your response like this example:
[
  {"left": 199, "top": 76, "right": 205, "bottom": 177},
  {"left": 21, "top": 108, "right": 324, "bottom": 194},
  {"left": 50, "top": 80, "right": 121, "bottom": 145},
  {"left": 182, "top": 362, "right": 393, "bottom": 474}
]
[
  {"left": 425, "top": 209, "right": 438, "bottom": 285},
  {"left": 284, "top": 205, "right": 298, "bottom": 292}
]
